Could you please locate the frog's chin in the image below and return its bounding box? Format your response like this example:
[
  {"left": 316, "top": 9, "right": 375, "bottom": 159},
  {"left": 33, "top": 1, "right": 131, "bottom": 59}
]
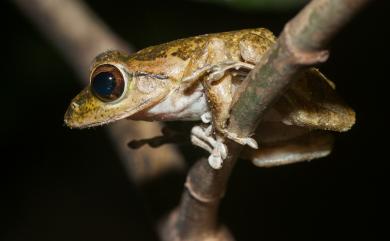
[
  {"left": 64, "top": 115, "right": 110, "bottom": 129},
  {"left": 64, "top": 119, "right": 110, "bottom": 129},
  {"left": 64, "top": 91, "right": 169, "bottom": 129},
  {"left": 64, "top": 111, "right": 136, "bottom": 129},
  {"left": 63, "top": 101, "right": 155, "bottom": 129},
  {"left": 64, "top": 104, "right": 133, "bottom": 129}
]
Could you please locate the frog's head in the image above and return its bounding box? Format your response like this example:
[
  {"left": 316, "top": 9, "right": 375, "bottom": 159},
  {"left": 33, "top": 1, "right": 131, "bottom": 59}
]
[{"left": 64, "top": 50, "right": 172, "bottom": 128}]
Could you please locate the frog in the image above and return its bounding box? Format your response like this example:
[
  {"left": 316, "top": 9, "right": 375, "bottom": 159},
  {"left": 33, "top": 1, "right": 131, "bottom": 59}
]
[{"left": 64, "top": 28, "right": 355, "bottom": 169}]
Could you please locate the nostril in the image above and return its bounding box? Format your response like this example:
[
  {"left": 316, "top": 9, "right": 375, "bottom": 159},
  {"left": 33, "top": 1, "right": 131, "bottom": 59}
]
[{"left": 71, "top": 102, "right": 80, "bottom": 111}]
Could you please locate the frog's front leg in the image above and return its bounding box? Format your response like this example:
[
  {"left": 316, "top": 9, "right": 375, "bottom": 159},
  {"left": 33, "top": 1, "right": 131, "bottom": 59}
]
[
  {"left": 204, "top": 72, "right": 258, "bottom": 149},
  {"left": 190, "top": 72, "right": 258, "bottom": 169},
  {"left": 201, "top": 40, "right": 258, "bottom": 148},
  {"left": 187, "top": 38, "right": 258, "bottom": 169}
]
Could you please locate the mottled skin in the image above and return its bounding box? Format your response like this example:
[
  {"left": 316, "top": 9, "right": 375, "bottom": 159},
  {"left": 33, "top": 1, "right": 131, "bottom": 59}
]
[
  {"left": 65, "top": 28, "right": 275, "bottom": 128},
  {"left": 64, "top": 28, "right": 355, "bottom": 168}
]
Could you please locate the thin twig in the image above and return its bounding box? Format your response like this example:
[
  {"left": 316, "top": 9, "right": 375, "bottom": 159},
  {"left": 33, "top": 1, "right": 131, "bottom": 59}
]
[
  {"left": 12, "top": 0, "right": 184, "bottom": 183},
  {"left": 160, "top": 0, "right": 370, "bottom": 240}
]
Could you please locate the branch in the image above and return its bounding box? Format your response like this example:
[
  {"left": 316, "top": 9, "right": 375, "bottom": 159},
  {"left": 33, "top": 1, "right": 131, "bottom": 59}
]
[
  {"left": 201, "top": 0, "right": 309, "bottom": 11},
  {"left": 160, "top": 0, "right": 370, "bottom": 240},
  {"left": 12, "top": 0, "right": 184, "bottom": 183},
  {"left": 229, "top": 0, "right": 369, "bottom": 135}
]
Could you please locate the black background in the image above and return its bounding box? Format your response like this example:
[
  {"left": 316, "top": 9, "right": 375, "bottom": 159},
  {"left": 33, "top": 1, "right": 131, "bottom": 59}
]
[{"left": 2, "top": 1, "right": 388, "bottom": 240}]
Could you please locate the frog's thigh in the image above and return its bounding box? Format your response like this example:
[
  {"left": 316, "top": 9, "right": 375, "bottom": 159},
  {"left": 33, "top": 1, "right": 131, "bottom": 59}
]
[
  {"left": 243, "top": 132, "right": 334, "bottom": 167},
  {"left": 239, "top": 33, "right": 274, "bottom": 64}
]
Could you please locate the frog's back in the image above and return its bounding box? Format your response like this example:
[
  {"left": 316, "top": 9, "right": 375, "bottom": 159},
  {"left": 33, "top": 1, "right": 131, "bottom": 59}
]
[{"left": 131, "top": 28, "right": 276, "bottom": 62}]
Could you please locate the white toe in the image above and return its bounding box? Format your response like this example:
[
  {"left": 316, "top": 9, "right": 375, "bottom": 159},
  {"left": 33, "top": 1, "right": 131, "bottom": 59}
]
[
  {"left": 217, "top": 142, "right": 228, "bottom": 159},
  {"left": 208, "top": 154, "right": 223, "bottom": 169},
  {"left": 245, "top": 138, "right": 259, "bottom": 149},
  {"left": 201, "top": 112, "right": 212, "bottom": 124},
  {"left": 191, "top": 135, "right": 213, "bottom": 153},
  {"left": 205, "top": 125, "right": 213, "bottom": 136}
]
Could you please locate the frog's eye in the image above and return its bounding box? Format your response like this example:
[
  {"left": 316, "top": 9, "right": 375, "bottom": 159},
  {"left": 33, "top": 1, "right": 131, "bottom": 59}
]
[{"left": 90, "top": 64, "right": 126, "bottom": 102}]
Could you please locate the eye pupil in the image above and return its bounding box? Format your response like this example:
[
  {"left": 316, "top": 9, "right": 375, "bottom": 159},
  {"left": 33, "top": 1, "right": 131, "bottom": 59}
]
[
  {"left": 90, "top": 64, "right": 125, "bottom": 102},
  {"left": 92, "top": 72, "right": 116, "bottom": 96}
]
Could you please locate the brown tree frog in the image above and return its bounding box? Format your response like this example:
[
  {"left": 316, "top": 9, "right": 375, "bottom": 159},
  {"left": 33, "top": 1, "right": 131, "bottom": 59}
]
[{"left": 64, "top": 28, "right": 355, "bottom": 169}]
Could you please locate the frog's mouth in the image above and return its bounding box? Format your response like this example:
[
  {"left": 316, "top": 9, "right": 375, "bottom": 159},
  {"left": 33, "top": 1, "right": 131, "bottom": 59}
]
[
  {"left": 64, "top": 97, "right": 154, "bottom": 129},
  {"left": 64, "top": 102, "right": 127, "bottom": 129},
  {"left": 64, "top": 86, "right": 168, "bottom": 129},
  {"left": 64, "top": 103, "right": 124, "bottom": 129}
]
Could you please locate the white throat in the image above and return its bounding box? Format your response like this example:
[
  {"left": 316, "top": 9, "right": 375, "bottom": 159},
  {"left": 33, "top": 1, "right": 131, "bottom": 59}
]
[{"left": 144, "top": 84, "right": 209, "bottom": 121}]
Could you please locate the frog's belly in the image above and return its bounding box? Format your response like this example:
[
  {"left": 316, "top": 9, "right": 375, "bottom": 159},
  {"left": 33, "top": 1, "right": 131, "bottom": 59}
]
[{"left": 144, "top": 86, "right": 209, "bottom": 121}]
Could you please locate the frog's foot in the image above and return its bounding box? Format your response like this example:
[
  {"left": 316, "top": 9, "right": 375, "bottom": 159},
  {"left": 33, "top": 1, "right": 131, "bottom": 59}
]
[
  {"left": 206, "top": 61, "right": 254, "bottom": 84},
  {"left": 220, "top": 129, "right": 259, "bottom": 149},
  {"left": 191, "top": 125, "right": 227, "bottom": 169}
]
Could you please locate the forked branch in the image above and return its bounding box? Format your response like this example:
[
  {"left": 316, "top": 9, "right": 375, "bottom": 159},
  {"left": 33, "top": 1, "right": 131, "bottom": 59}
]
[{"left": 161, "top": 0, "right": 370, "bottom": 240}]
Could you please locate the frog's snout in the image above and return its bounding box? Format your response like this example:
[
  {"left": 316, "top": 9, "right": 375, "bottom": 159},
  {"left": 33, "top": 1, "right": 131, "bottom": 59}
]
[
  {"left": 64, "top": 87, "right": 100, "bottom": 129},
  {"left": 64, "top": 101, "right": 83, "bottom": 128},
  {"left": 64, "top": 87, "right": 127, "bottom": 129},
  {"left": 64, "top": 98, "right": 100, "bottom": 129}
]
